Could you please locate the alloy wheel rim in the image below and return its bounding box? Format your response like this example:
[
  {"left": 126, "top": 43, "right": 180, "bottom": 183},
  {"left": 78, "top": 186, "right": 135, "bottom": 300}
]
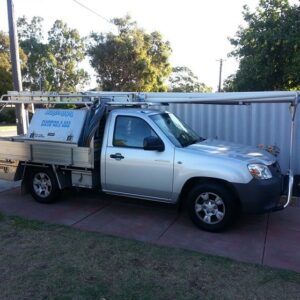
[
  {"left": 195, "top": 192, "right": 225, "bottom": 224},
  {"left": 33, "top": 172, "right": 52, "bottom": 198}
]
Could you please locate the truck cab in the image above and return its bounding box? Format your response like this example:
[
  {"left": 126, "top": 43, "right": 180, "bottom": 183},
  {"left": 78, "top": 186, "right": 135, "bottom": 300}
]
[{"left": 100, "top": 108, "right": 282, "bottom": 231}]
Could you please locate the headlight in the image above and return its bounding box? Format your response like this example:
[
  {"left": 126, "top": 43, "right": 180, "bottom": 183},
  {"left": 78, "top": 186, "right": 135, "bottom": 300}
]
[{"left": 248, "top": 164, "right": 272, "bottom": 179}]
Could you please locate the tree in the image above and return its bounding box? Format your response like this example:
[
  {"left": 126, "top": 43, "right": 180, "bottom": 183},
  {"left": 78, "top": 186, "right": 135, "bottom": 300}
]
[
  {"left": 17, "top": 17, "right": 89, "bottom": 91},
  {"left": 46, "top": 20, "right": 89, "bottom": 91},
  {"left": 0, "top": 32, "right": 13, "bottom": 96},
  {"left": 17, "top": 16, "right": 48, "bottom": 90},
  {"left": 88, "top": 15, "right": 172, "bottom": 91},
  {"left": 168, "top": 66, "right": 212, "bottom": 92},
  {"left": 225, "top": 0, "right": 300, "bottom": 91},
  {"left": 0, "top": 31, "right": 27, "bottom": 124},
  {"left": 0, "top": 31, "right": 27, "bottom": 96}
]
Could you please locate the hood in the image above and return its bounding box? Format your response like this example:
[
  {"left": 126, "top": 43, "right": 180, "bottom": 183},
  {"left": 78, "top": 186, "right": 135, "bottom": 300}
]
[{"left": 187, "top": 138, "right": 276, "bottom": 165}]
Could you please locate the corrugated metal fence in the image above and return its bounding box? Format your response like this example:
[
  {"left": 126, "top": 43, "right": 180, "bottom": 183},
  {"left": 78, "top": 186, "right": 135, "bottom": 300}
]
[{"left": 166, "top": 103, "right": 300, "bottom": 174}]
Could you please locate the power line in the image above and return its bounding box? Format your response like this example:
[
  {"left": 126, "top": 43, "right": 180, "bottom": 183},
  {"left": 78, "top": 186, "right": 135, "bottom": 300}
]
[{"left": 72, "top": 0, "right": 115, "bottom": 25}]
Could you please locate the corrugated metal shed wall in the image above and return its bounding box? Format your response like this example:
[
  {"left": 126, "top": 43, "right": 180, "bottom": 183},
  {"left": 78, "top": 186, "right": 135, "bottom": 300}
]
[{"left": 166, "top": 103, "right": 300, "bottom": 174}]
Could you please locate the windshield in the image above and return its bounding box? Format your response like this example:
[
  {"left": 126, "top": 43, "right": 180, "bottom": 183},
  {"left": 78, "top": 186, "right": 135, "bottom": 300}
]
[{"left": 150, "top": 112, "right": 204, "bottom": 147}]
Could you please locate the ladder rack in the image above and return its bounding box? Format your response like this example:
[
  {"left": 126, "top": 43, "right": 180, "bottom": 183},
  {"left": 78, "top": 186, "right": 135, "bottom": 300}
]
[
  {"left": 0, "top": 91, "right": 144, "bottom": 106},
  {"left": 1, "top": 91, "right": 298, "bottom": 106}
]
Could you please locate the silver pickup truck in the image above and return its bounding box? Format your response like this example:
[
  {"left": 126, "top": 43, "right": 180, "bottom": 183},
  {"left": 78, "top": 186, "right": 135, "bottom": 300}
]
[{"left": 0, "top": 104, "right": 283, "bottom": 232}]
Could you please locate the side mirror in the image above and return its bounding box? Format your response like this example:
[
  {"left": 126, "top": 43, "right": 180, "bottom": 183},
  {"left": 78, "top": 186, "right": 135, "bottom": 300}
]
[{"left": 143, "top": 136, "right": 165, "bottom": 152}]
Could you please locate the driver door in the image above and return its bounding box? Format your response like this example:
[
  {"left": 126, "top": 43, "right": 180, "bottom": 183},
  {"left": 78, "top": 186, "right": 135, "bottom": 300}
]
[{"left": 105, "top": 115, "right": 174, "bottom": 201}]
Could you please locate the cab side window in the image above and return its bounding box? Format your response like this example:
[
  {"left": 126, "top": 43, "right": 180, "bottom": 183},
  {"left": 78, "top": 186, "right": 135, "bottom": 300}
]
[{"left": 113, "top": 116, "right": 157, "bottom": 148}]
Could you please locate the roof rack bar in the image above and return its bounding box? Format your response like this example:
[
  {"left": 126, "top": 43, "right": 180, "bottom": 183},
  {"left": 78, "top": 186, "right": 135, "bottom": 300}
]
[
  {"left": 1, "top": 91, "right": 298, "bottom": 106},
  {"left": 0, "top": 91, "right": 144, "bottom": 105}
]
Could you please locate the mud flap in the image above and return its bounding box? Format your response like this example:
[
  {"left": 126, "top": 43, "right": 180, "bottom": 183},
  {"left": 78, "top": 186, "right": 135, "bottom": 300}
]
[{"left": 21, "top": 179, "right": 29, "bottom": 195}]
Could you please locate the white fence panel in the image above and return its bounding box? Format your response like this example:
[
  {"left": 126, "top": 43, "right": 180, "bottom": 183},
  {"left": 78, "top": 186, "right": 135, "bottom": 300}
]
[{"left": 167, "top": 103, "right": 299, "bottom": 174}]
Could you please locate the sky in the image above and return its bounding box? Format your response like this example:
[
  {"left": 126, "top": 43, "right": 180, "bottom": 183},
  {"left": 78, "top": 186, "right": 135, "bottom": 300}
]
[{"left": 0, "top": 0, "right": 297, "bottom": 91}]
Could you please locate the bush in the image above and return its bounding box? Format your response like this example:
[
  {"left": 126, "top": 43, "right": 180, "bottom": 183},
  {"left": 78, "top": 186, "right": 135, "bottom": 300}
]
[{"left": 0, "top": 107, "right": 16, "bottom": 125}]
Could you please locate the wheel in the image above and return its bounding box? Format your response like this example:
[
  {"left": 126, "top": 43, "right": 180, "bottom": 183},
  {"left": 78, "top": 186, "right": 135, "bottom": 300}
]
[
  {"left": 29, "top": 168, "right": 61, "bottom": 203},
  {"left": 187, "top": 182, "right": 237, "bottom": 232}
]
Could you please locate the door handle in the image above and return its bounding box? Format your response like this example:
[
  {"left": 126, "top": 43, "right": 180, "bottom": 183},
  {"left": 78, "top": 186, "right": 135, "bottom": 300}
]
[{"left": 110, "top": 153, "right": 124, "bottom": 160}]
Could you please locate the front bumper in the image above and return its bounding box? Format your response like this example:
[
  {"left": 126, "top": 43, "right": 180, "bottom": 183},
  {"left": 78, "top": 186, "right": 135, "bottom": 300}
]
[{"left": 233, "top": 175, "right": 283, "bottom": 214}]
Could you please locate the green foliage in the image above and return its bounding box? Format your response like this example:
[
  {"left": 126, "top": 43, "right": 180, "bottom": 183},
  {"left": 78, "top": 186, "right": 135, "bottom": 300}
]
[
  {"left": 0, "top": 68, "right": 13, "bottom": 97},
  {"left": 225, "top": 0, "right": 300, "bottom": 91},
  {"left": 0, "top": 107, "right": 16, "bottom": 124},
  {"left": 0, "top": 32, "right": 12, "bottom": 72},
  {"left": 17, "top": 17, "right": 49, "bottom": 91},
  {"left": 88, "top": 15, "right": 172, "bottom": 91},
  {"left": 17, "top": 16, "right": 44, "bottom": 42},
  {"left": 168, "top": 66, "right": 212, "bottom": 92},
  {"left": 47, "top": 20, "right": 89, "bottom": 91},
  {"left": 17, "top": 17, "right": 89, "bottom": 92},
  {"left": 0, "top": 31, "right": 27, "bottom": 96}
]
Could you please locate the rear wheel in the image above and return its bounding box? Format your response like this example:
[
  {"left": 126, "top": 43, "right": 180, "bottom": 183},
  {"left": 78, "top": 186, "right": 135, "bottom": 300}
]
[
  {"left": 29, "top": 169, "right": 61, "bottom": 203},
  {"left": 187, "top": 182, "right": 237, "bottom": 232}
]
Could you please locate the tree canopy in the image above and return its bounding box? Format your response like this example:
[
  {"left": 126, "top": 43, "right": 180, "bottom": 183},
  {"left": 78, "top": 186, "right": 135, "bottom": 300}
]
[
  {"left": 224, "top": 0, "right": 300, "bottom": 92},
  {"left": 0, "top": 31, "right": 27, "bottom": 96},
  {"left": 17, "top": 17, "right": 89, "bottom": 92},
  {"left": 88, "top": 16, "right": 172, "bottom": 92},
  {"left": 0, "top": 15, "right": 215, "bottom": 95},
  {"left": 168, "top": 66, "right": 212, "bottom": 92}
]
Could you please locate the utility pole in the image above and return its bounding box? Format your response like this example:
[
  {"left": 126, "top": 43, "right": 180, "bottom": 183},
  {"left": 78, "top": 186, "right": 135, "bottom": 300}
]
[
  {"left": 217, "top": 58, "right": 225, "bottom": 92},
  {"left": 7, "top": 0, "right": 27, "bottom": 134}
]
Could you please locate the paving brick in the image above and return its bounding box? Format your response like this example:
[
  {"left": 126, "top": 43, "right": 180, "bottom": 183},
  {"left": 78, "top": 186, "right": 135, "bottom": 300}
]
[
  {"left": 1, "top": 186, "right": 300, "bottom": 273},
  {"left": 268, "top": 206, "right": 300, "bottom": 231},
  {"left": 263, "top": 207, "right": 300, "bottom": 272},
  {"left": 0, "top": 188, "right": 108, "bottom": 225},
  {"left": 74, "top": 201, "right": 179, "bottom": 242},
  {"left": 263, "top": 226, "right": 300, "bottom": 273},
  {"left": 157, "top": 212, "right": 268, "bottom": 264}
]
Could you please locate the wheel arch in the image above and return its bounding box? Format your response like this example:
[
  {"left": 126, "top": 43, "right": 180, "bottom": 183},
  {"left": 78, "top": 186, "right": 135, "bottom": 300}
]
[
  {"left": 22, "top": 164, "right": 71, "bottom": 190},
  {"left": 23, "top": 164, "right": 50, "bottom": 183},
  {"left": 178, "top": 177, "right": 240, "bottom": 208}
]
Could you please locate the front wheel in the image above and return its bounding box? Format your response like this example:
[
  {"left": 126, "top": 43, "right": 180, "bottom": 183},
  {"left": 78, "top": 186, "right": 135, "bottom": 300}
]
[
  {"left": 29, "top": 168, "right": 61, "bottom": 203},
  {"left": 187, "top": 183, "right": 238, "bottom": 232}
]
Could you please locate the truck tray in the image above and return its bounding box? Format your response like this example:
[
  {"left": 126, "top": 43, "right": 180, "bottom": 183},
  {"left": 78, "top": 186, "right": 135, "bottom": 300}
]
[{"left": 0, "top": 137, "right": 94, "bottom": 169}]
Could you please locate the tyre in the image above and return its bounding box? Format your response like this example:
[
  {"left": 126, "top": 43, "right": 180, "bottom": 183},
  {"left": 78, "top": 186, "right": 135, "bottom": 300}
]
[
  {"left": 187, "top": 182, "right": 237, "bottom": 232},
  {"left": 29, "top": 168, "right": 61, "bottom": 203}
]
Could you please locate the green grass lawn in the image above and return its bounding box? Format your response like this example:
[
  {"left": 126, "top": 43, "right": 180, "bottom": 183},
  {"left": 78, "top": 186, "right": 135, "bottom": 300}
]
[
  {"left": 0, "top": 214, "right": 299, "bottom": 300},
  {"left": 0, "top": 125, "right": 16, "bottom": 132}
]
